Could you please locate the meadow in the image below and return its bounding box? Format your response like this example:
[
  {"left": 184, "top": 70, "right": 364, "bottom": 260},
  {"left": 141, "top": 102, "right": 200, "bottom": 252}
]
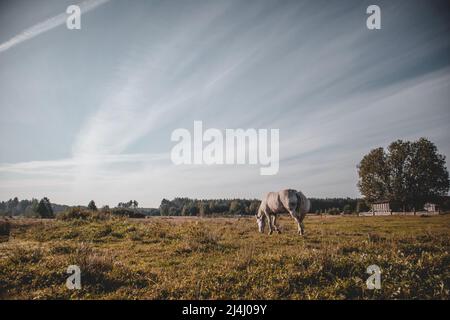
[{"left": 0, "top": 214, "right": 449, "bottom": 299}]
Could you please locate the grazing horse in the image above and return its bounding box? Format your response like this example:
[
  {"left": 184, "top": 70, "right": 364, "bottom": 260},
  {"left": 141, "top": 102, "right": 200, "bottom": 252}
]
[{"left": 256, "top": 189, "right": 310, "bottom": 235}]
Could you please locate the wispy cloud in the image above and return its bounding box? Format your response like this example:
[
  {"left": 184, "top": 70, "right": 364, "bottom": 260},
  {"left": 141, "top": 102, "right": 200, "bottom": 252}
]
[
  {"left": 0, "top": 0, "right": 110, "bottom": 53},
  {"left": 0, "top": 153, "right": 167, "bottom": 175}
]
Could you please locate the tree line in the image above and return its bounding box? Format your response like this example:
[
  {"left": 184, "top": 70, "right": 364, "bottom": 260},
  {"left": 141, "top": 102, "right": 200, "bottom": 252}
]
[
  {"left": 1, "top": 196, "right": 379, "bottom": 218},
  {"left": 2, "top": 195, "right": 449, "bottom": 219},
  {"left": 0, "top": 198, "right": 142, "bottom": 218},
  {"left": 0, "top": 197, "right": 58, "bottom": 218},
  {"left": 158, "top": 197, "right": 376, "bottom": 216},
  {"left": 159, "top": 198, "right": 261, "bottom": 216}
]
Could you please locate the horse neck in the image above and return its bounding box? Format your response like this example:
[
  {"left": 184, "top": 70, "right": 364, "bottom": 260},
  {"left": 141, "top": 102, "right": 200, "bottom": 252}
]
[{"left": 256, "top": 207, "right": 264, "bottom": 218}]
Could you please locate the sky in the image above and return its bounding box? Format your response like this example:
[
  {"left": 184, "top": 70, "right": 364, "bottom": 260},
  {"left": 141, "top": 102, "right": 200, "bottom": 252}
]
[{"left": 0, "top": 0, "right": 449, "bottom": 207}]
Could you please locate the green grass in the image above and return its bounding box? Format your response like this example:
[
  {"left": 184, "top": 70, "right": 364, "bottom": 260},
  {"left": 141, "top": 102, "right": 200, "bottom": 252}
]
[{"left": 0, "top": 215, "right": 449, "bottom": 299}]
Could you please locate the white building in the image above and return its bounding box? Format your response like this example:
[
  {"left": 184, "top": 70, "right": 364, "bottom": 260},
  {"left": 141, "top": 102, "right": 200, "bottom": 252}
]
[
  {"left": 371, "top": 201, "right": 391, "bottom": 215},
  {"left": 424, "top": 203, "right": 439, "bottom": 213}
]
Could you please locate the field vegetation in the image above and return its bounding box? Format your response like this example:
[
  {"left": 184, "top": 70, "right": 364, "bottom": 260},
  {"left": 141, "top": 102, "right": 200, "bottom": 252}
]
[{"left": 0, "top": 214, "right": 449, "bottom": 299}]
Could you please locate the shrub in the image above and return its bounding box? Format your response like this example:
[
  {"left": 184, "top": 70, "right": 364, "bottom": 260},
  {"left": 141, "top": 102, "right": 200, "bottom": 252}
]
[
  {"left": 343, "top": 204, "right": 353, "bottom": 214},
  {"left": 327, "top": 208, "right": 341, "bottom": 215},
  {"left": 179, "top": 224, "right": 221, "bottom": 252},
  {"left": 95, "top": 224, "right": 113, "bottom": 238},
  {"left": 7, "top": 246, "right": 43, "bottom": 264},
  {"left": 68, "top": 243, "right": 149, "bottom": 292},
  {"left": 57, "top": 207, "right": 110, "bottom": 221},
  {"left": 0, "top": 220, "right": 11, "bottom": 242},
  {"left": 57, "top": 207, "right": 89, "bottom": 220},
  {"left": 70, "top": 243, "right": 114, "bottom": 286},
  {"left": 111, "top": 208, "right": 146, "bottom": 219}
]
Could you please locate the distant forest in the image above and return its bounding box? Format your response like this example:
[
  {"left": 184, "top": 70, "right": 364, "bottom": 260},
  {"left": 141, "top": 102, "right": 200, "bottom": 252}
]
[
  {"left": 2, "top": 196, "right": 449, "bottom": 218},
  {"left": 0, "top": 198, "right": 69, "bottom": 217},
  {"left": 1, "top": 196, "right": 373, "bottom": 217},
  {"left": 158, "top": 197, "right": 374, "bottom": 216}
]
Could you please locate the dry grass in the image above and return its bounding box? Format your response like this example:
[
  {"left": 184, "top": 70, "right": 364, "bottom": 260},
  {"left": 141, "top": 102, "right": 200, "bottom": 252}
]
[{"left": 0, "top": 214, "right": 449, "bottom": 299}]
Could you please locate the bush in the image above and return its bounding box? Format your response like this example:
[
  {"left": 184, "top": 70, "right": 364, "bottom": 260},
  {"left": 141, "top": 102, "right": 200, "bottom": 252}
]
[
  {"left": 7, "top": 246, "right": 43, "bottom": 264},
  {"left": 327, "top": 208, "right": 341, "bottom": 215},
  {"left": 57, "top": 207, "right": 110, "bottom": 221},
  {"left": 70, "top": 243, "right": 114, "bottom": 287},
  {"left": 342, "top": 204, "right": 353, "bottom": 214},
  {"left": 95, "top": 224, "right": 113, "bottom": 238},
  {"left": 68, "top": 243, "right": 149, "bottom": 292},
  {"left": 178, "top": 224, "right": 221, "bottom": 253},
  {"left": 0, "top": 219, "right": 11, "bottom": 242},
  {"left": 111, "top": 208, "right": 146, "bottom": 219}
]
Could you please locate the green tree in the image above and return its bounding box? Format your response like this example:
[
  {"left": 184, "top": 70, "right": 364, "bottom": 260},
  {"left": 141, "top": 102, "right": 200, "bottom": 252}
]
[
  {"left": 387, "top": 140, "right": 411, "bottom": 210},
  {"left": 358, "top": 138, "right": 449, "bottom": 211},
  {"left": 181, "top": 203, "right": 197, "bottom": 216},
  {"left": 343, "top": 204, "right": 352, "bottom": 214},
  {"left": 35, "top": 197, "right": 54, "bottom": 218},
  {"left": 405, "top": 138, "right": 449, "bottom": 211},
  {"left": 248, "top": 201, "right": 261, "bottom": 215},
  {"left": 229, "top": 200, "right": 243, "bottom": 214},
  {"left": 88, "top": 200, "right": 97, "bottom": 211},
  {"left": 357, "top": 147, "right": 390, "bottom": 203},
  {"left": 159, "top": 199, "right": 170, "bottom": 216},
  {"left": 198, "top": 202, "right": 210, "bottom": 216},
  {"left": 356, "top": 199, "right": 369, "bottom": 213}
]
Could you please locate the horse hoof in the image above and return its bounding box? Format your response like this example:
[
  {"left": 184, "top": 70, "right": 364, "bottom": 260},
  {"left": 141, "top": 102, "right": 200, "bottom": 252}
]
[
  {"left": 268, "top": 231, "right": 273, "bottom": 235},
  {"left": 276, "top": 230, "right": 281, "bottom": 234}
]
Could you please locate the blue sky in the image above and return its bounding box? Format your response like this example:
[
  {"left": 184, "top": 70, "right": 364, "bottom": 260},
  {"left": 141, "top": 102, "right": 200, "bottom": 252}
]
[{"left": 0, "top": 0, "right": 449, "bottom": 207}]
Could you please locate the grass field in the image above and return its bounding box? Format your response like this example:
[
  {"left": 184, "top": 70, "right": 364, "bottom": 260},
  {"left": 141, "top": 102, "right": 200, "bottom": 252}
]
[{"left": 0, "top": 214, "right": 449, "bottom": 299}]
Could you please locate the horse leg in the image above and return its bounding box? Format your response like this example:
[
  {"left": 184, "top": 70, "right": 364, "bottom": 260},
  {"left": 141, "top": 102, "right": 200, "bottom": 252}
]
[
  {"left": 298, "top": 212, "right": 306, "bottom": 235},
  {"left": 289, "top": 211, "right": 303, "bottom": 235},
  {"left": 271, "top": 215, "right": 281, "bottom": 234},
  {"left": 265, "top": 212, "right": 274, "bottom": 235}
]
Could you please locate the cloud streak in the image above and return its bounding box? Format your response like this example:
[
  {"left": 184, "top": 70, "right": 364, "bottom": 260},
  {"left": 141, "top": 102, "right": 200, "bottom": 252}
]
[{"left": 0, "top": 0, "right": 110, "bottom": 53}]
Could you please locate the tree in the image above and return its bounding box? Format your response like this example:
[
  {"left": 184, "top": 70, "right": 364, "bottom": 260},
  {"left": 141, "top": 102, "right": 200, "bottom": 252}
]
[
  {"left": 358, "top": 138, "right": 449, "bottom": 211},
  {"left": 387, "top": 140, "right": 411, "bottom": 210},
  {"left": 117, "top": 200, "right": 138, "bottom": 209},
  {"left": 343, "top": 204, "right": 353, "bottom": 214},
  {"left": 248, "top": 201, "right": 261, "bottom": 215},
  {"left": 35, "top": 197, "right": 54, "bottom": 218},
  {"left": 356, "top": 199, "right": 369, "bottom": 213},
  {"left": 198, "top": 202, "right": 210, "bottom": 216},
  {"left": 357, "top": 147, "right": 390, "bottom": 203},
  {"left": 181, "top": 203, "right": 197, "bottom": 216},
  {"left": 88, "top": 200, "right": 97, "bottom": 211},
  {"left": 159, "top": 199, "right": 170, "bottom": 216},
  {"left": 405, "top": 138, "right": 449, "bottom": 211},
  {"left": 229, "top": 200, "right": 243, "bottom": 214}
]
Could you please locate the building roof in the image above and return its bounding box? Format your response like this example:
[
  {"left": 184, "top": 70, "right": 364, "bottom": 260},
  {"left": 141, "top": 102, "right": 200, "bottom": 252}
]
[{"left": 372, "top": 200, "right": 390, "bottom": 204}]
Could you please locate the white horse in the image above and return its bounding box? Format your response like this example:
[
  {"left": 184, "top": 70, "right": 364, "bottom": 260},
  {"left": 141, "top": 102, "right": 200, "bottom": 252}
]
[{"left": 256, "top": 189, "right": 310, "bottom": 235}]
